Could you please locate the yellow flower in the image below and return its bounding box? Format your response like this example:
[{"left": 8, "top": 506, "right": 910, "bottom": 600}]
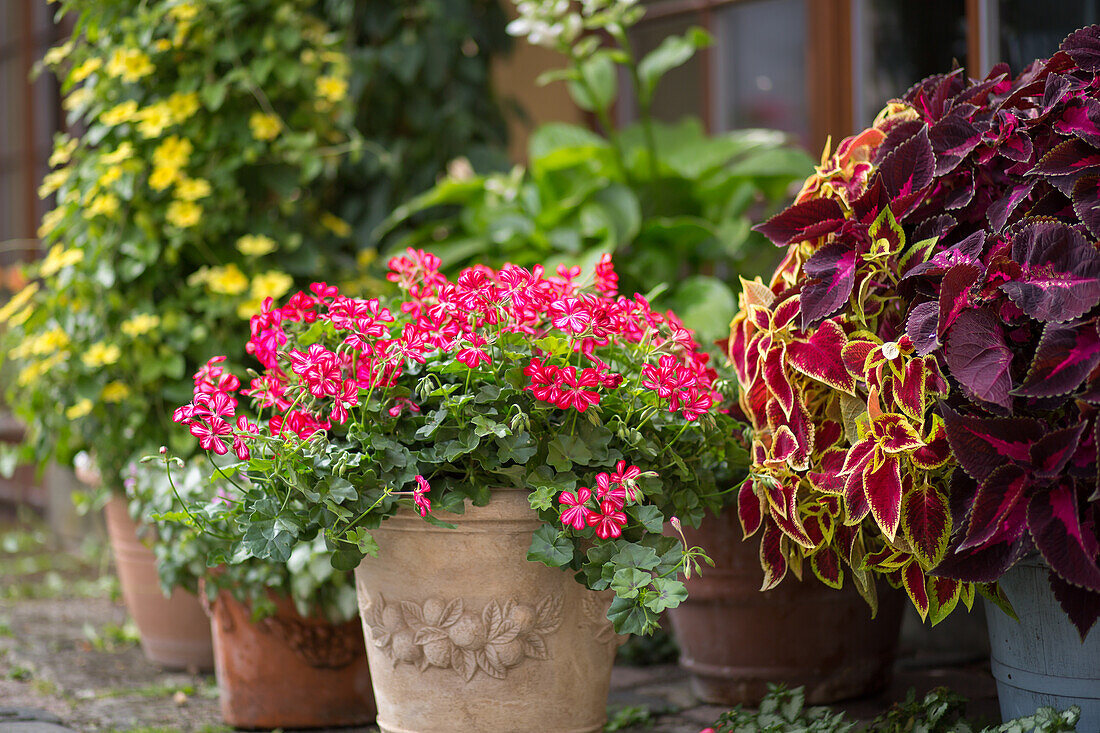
[
  {"left": 71, "top": 57, "right": 103, "bottom": 82},
  {"left": 121, "top": 313, "right": 161, "bottom": 337},
  {"left": 50, "top": 137, "right": 78, "bottom": 168},
  {"left": 38, "top": 208, "right": 65, "bottom": 238},
  {"left": 166, "top": 200, "right": 202, "bottom": 228},
  {"left": 82, "top": 341, "right": 121, "bottom": 368},
  {"left": 356, "top": 247, "right": 376, "bottom": 269},
  {"left": 320, "top": 212, "right": 352, "bottom": 238},
  {"left": 106, "top": 48, "right": 155, "bottom": 83},
  {"left": 168, "top": 2, "right": 199, "bottom": 22},
  {"left": 136, "top": 102, "right": 174, "bottom": 138},
  {"left": 149, "top": 165, "right": 179, "bottom": 192},
  {"left": 17, "top": 328, "right": 70, "bottom": 358},
  {"left": 39, "top": 168, "right": 70, "bottom": 199},
  {"left": 7, "top": 306, "right": 32, "bottom": 327},
  {"left": 235, "top": 234, "right": 276, "bottom": 256},
  {"left": 317, "top": 75, "right": 348, "bottom": 103},
  {"left": 101, "top": 142, "right": 134, "bottom": 165},
  {"left": 175, "top": 177, "right": 211, "bottom": 201},
  {"left": 166, "top": 91, "right": 200, "bottom": 122},
  {"left": 66, "top": 399, "right": 94, "bottom": 420},
  {"left": 249, "top": 112, "right": 281, "bottom": 142},
  {"left": 154, "top": 39, "right": 172, "bottom": 52},
  {"left": 40, "top": 245, "right": 83, "bottom": 277},
  {"left": 0, "top": 283, "right": 39, "bottom": 323},
  {"left": 43, "top": 40, "right": 74, "bottom": 67},
  {"left": 153, "top": 135, "right": 192, "bottom": 170},
  {"left": 98, "top": 164, "right": 123, "bottom": 189},
  {"left": 101, "top": 382, "right": 131, "bottom": 403},
  {"left": 101, "top": 101, "right": 139, "bottom": 126},
  {"left": 205, "top": 264, "right": 249, "bottom": 295},
  {"left": 250, "top": 270, "right": 293, "bottom": 301},
  {"left": 86, "top": 193, "right": 120, "bottom": 219},
  {"left": 236, "top": 296, "right": 265, "bottom": 319}
]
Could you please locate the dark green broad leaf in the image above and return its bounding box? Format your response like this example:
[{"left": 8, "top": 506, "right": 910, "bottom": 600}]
[
  {"left": 665, "top": 275, "right": 738, "bottom": 347},
  {"left": 325, "top": 476, "right": 357, "bottom": 502},
  {"left": 546, "top": 434, "right": 593, "bottom": 472},
  {"left": 442, "top": 429, "right": 480, "bottom": 461},
  {"left": 630, "top": 504, "right": 665, "bottom": 534},
  {"left": 610, "top": 544, "right": 661, "bottom": 572},
  {"left": 331, "top": 546, "right": 364, "bottom": 572},
  {"left": 497, "top": 430, "right": 537, "bottom": 465},
  {"left": 607, "top": 595, "right": 655, "bottom": 636},
  {"left": 242, "top": 519, "right": 294, "bottom": 563},
  {"left": 527, "top": 525, "right": 574, "bottom": 568},
  {"left": 644, "top": 577, "right": 688, "bottom": 613}
]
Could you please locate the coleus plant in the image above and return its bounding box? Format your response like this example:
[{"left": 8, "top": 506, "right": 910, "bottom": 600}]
[
  {"left": 171, "top": 252, "right": 749, "bottom": 635},
  {"left": 729, "top": 25, "right": 1100, "bottom": 636}
]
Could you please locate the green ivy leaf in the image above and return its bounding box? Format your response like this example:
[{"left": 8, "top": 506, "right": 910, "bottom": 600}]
[
  {"left": 527, "top": 525, "right": 573, "bottom": 568},
  {"left": 606, "top": 595, "right": 654, "bottom": 636},
  {"left": 610, "top": 567, "right": 651, "bottom": 599},
  {"left": 610, "top": 544, "right": 660, "bottom": 572},
  {"left": 644, "top": 577, "right": 687, "bottom": 613}
]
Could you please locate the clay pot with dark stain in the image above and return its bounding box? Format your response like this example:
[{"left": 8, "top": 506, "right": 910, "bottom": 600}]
[
  {"left": 205, "top": 587, "right": 375, "bottom": 729},
  {"left": 669, "top": 506, "right": 905, "bottom": 705},
  {"left": 103, "top": 497, "right": 214, "bottom": 671}
]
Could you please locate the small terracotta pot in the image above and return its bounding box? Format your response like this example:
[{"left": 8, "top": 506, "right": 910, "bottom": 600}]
[
  {"left": 354, "top": 488, "right": 625, "bottom": 733},
  {"left": 103, "top": 497, "right": 214, "bottom": 671},
  {"left": 206, "top": 588, "right": 376, "bottom": 729},
  {"left": 669, "top": 506, "right": 904, "bottom": 705}
]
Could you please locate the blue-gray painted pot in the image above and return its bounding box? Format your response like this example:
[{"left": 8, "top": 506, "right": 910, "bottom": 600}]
[{"left": 985, "top": 556, "right": 1099, "bottom": 730}]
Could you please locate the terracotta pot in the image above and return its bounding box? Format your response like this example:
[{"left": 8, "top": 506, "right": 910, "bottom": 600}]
[
  {"left": 104, "top": 497, "right": 214, "bottom": 671},
  {"left": 669, "top": 506, "right": 904, "bottom": 705},
  {"left": 354, "top": 488, "right": 625, "bottom": 733},
  {"left": 206, "top": 588, "right": 376, "bottom": 729}
]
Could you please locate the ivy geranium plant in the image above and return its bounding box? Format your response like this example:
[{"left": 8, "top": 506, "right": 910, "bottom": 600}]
[
  {"left": 729, "top": 26, "right": 1100, "bottom": 635},
  {"left": 128, "top": 457, "right": 358, "bottom": 623},
  {"left": 172, "top": 252, "right": 749, "bottom": 635}
]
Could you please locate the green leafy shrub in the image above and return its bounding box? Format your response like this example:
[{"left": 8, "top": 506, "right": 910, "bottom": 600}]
[
  {"left": 381, "top": 0, "right": 813, "bottom": 348},
  {"left": 0, "top": 0, "right": 364, "bottom": 494}
]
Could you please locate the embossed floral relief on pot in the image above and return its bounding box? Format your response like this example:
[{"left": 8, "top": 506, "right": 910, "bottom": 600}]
[{"left": 361, "top": 593, "right": 564, "bottom": 681}]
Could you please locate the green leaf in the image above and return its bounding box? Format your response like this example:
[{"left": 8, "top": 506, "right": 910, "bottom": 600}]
[
  {"left": 606, "top": 595, "right": 654, "bottom": 636},
  {"left": 497, "top": 430, "right": 537, "bottom": 465},
  {"left": 664, "top": 275, "right": 737, "bottom": 347},
  {"left": 326, "top": 477, "right": 357, "bottom": 502},
  {"left": 644, "top": 577, "right": 688, "bottom": 613},
  {"left": 631, "top": 504, "right": 665, "bottom": 534},
  {"left": 546, "top": 434, "right": 592, "bottom": 472},
  {"left": 528, "top": 123, "right": 608, "bottom": 161},
  {"left": 331, "top": 547, "right": 363, "bottom": 572},
  {"left": 527, "top": 525, "right": 573, "bottom": 567},
  {"left": 610, "top": 544, "right": 660, "bottom": 572},
  {"left": 636, "top": 28, "right": 711, "bottom": 107},
  {"left": 610, "top": 567, "right": 651, "bottom": 599},
  {"left": 567, "top": 51, "right": 617, "bottom": 113}
]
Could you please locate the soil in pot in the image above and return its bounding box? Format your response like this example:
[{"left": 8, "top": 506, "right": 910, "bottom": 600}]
[
  {"left": 985, "top": 556, "right": 1100, "bottom": 732},
  {"left": 206, "top": 588, "right": 375, "bottom": 729},
  {"left": 354, "top": 488, "right": 625, "bottom": 733},
  {"left": 669, "top": 506, "right": 904, "bottom": 705},
  {"left": 103, "top": 497, "right": 214, "bottom": 671}
]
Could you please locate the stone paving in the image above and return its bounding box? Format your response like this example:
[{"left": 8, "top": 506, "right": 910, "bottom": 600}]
[{"left": 0, "top": 512, "right": 1001, "bottom": 733}]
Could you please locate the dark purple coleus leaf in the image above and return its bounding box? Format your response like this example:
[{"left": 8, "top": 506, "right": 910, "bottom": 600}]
[
  {"left": 1054, "top": 97, "right": 1100, "bottom": 147},
  {"left": 1033, "top": 137, "right": 1100, "bottom": 176},
  {"left": 942, "top": 168, "right": 976, "bottom": 210},
  {"left": 1072, "top": 174, "right": 1100, "bottom": 238},
  {"left": 1015, "top": 320, "right": 1100, "bottom": 397},
  {"left": 933, "top": 532, "right": 1032, "bottom": 584},
  {"left": 1027, "top": 482, "right": 1100, "bottom": 592},
  {"left": 800, "top": 243, "right": 857, "bottom": 330},
  {"left": 945, "top": 308, "right": 1014, "bottom": 409},
  {"left": 929, "top": 112, "right": 983, "bottom": 175},
  {"left": 902, "top": 230, "right": 985, "bottom": 280},
  {"left": 1061, "top": 24, "right": 1100, "bottom": 73},
  {"left": 939, "top": 402, "right": 1043, "bottom": 482},
  {"left": 938, "top": 263, "right": 982, "bottom": 336},
  {"left": 907, "top": 301, "right": 941, "bottom": 356},
  {"left": 1030, "top": 422, "right": 1088, "bottom": 480},
  {"left": 913, "top": 214, "right": 957, "bottom": 244},
  {"left": 1041, "top": 72, "right": 1076, "bottom": 113},
  {"left": 987, "top": 180, "right": 1037, "bottom": 232},
  {"left": 1048, "top": 570, "right": 1100, "bottom": 639},
  {"left": 959, "top": 463, "right": 1029, "bottom": 551},
  {"left": 1001, "top": 221, "right": 1100, "bottom": 323},
  {"left": 876, "top": 126, "right": 936, "bottom": 200},
  {"left": 1000, "top": 131, "right": 1034, "bottom": 163},
  {"left": 754, "top": 197, "right": 846, "bottom": 246}
]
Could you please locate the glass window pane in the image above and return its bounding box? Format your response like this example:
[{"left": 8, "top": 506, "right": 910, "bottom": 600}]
[
  {"left": 626, "top": 12, "right": 706, "bottom": 125},
  {"left": 995, "top": 0, "right": 1100, "bottom": 72},
  {"left": 714, "top": 0, "right": 807, "bottom": 145},
  {"left": 854, "top": 0, "right": 967, "bottom": 128}
]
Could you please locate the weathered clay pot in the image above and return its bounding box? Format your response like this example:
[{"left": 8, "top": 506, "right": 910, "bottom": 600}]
[
  {"left": 206, "top": 588, "right": 376, "bottom": 729},
  {"left": 354, "top": 488, "right": 624, "bottom": 733},
  {"left": 103, "top": 497, "right": 214, "bottom": 671},
  {"left": 669, "top": 506, "right": 904, "bottom": 705}
]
